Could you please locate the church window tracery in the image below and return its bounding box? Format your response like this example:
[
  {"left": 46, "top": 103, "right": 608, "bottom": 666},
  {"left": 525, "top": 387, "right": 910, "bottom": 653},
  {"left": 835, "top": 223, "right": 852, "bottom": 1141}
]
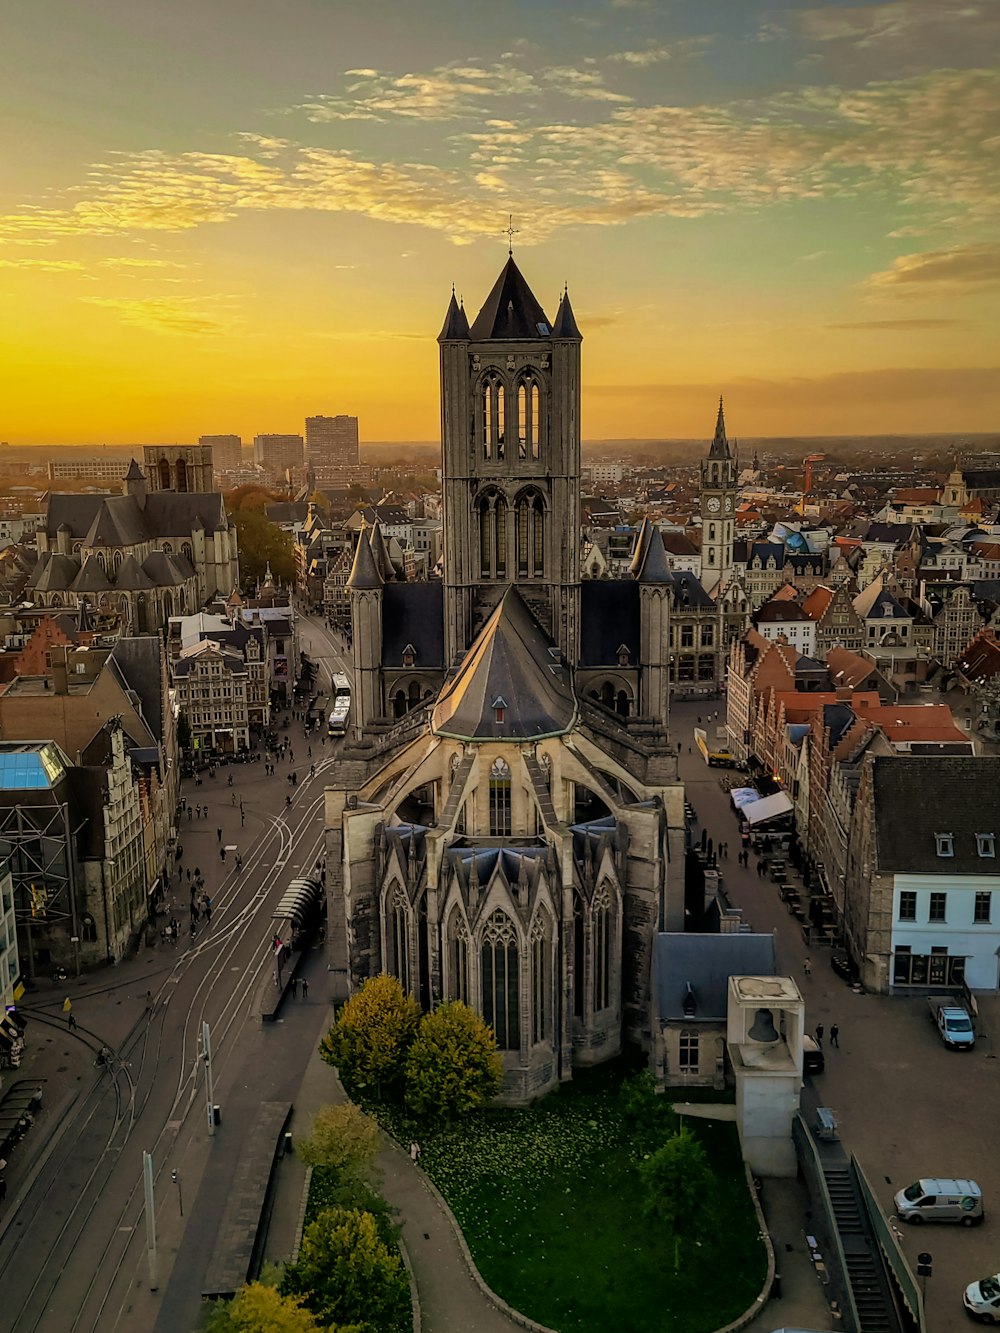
[
  {"left": 530, "top": 911, "right": 551, "bottom": 1045},
  {"left": 477, "top": 492, "right": 508, "bottom": 579},
  {"left": 481, "top": 373, "right": 506, "bottom": 460},
  {"left": 489, "top": 757, "right": 511, "bottom": 835},
  {"left": 447, "top": 910, "right": 470, "bottom": 1004},
  {"left": 481, "top": 909, "right": 519, "bottom": 1049},
  {"left": 515, "top": 374, "right": 542, "bottom": 460},
  {"left": 592, "top": 884, "right": 613, "bottom": 1012},
  {"left": 385, "top": 884, "right": 411, "bottom": 995},
  {"left": 515, "top": 491, "right": 545, "bottom": 578}
]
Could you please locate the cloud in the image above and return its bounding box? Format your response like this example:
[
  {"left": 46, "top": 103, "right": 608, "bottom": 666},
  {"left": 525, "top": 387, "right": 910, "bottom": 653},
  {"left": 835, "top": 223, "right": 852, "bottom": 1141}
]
[
  {"left": 0, "top": 257, "right": 86, "bottom": 272},
  {"left": 80, "top": 295, "right": 229, "bottom": 334},
  {"left": 291, "top": 63, "right": 540, "bottom": 122},
  {"left": 828, "top": 317, "right": 969, "bottom": 329},
  {"left": 589, "top": 366, "right": 1000, "bottom": 408},
  {"left": 100, "top": 257, "right": 190, "bottom": 270},
  {"left": 794, "top": 0, "right": 1000, "bottom": 50},
  {"left": 865, "top": 243, "right": 1000, "bottom": 295},
  {"left": 607, "top": 38, "right": 711, "bottom": 66},
  {"left": 0, "top": 65, "right": 996, "bottom": 253}
]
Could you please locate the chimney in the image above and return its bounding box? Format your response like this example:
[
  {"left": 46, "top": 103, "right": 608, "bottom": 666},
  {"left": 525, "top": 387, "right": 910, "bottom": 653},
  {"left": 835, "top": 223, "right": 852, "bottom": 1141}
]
[{"left": 52, "top": 645, "right": 69, "bottom": 696}]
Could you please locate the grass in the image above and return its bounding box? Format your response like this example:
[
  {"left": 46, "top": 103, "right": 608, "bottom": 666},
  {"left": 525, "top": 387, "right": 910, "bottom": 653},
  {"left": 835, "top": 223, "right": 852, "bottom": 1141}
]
[{"left": 356, "top": 1065, "right": 766, "bottom": 1333}]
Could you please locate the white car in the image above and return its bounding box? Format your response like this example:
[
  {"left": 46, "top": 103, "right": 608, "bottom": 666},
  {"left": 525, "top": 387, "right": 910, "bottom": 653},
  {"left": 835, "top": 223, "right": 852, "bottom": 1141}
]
[{"left": 964, "top": 1273, "right": 1000, "bottom": 1324}]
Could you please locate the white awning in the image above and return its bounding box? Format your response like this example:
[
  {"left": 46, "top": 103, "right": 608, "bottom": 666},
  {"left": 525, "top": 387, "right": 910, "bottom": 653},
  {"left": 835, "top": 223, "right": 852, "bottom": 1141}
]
[
  {"left": 744, "top": 791, "right": 794, "bottom": 826},
  {"left": 730, "top": 787, "right": 760, "bottom": 811}
]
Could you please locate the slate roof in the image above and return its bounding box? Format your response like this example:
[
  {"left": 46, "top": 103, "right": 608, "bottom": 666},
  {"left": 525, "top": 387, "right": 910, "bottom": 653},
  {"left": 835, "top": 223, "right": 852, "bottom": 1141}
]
[
  {"left": 654, "top": 933, "right": 776, "bottom": 1023},
  {"left": 750, "top": 542, "right": 786, "bottom": 569},
  {"left": 671, "top": 569, "right": 715, "bottom": 610},
  {"left": 44, "top": 490, "right": 227, "bottom": 542},
  {"left": 629, "top": 519, "right": 673, "bottom": 584},
  {"left": 580, "top": 580, "right": 640, "bottom": 667},
  {"left": 438, "top": 291, "right": 471, "bottom": 341},
  {"left": 822, "top": 702, "right": 857, "bottom": 747},
  {"left": 142, "top": 550, "right": 191, "bottom": 585},
  {"left": 70, "top": 557, "right": 112, "bottom": 594},
  {"left": 708, "top": 397, "right": 731, "bottom": 461},
  {"left": 872, "top": 756, "right": 1000, "bottom": 874},
  {"left": 28, "top": 553, "right": 79, "bottom": 592},
  {"left": 432, "top": 586, "right": 575, "bottom": 740},
  {"left": 551, "top": 288, "right": 582, "bottom": 340},
  {"left": 346, "top": 532, "right": 383, "bottom": 590},
  {"left": 468, "top": 257, "right": 552, "bottom": 341},
  {"left": 124, "top": 458, "right": 145, "bottom": 481},
  {"left": 381, "top": 584, "right": 445, "bottom": 668},
  {"left": 110, "top": 637, "right": 166, "bottom": 743},
  {"left": 954, "top": 631, "right": 1000, "bottom": 682},
  {"left": 368, "top": 523, "right": 395, "bottom": 581},
  {"left": 114, "top": 554, "right": 156, "bottom": 590}
]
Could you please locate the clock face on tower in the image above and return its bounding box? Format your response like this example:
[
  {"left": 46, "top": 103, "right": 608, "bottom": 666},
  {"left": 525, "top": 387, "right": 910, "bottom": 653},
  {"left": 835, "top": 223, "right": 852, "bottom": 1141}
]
[
  {"left": 724, "top": 495, "right": 733, "bottom": 513},
  {"left": 706, "top": 496, "right": 721, "bottom": 513}
]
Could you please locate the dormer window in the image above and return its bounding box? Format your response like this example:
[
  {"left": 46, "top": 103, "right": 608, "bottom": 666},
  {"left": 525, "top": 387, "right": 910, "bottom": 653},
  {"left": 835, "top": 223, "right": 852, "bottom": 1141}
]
[
  {"left": 492, "top": 696, "right": 507, "bottom": 725},
  {"left": 977, "top": 833, "right": 996, "bottom": 859},
  {"left": 935, "top": 833, "right": 954, "bottom": 858},
  {"left": 617, "top": 643, "right": 630, "bottom": 668},
  {"left": 402, "top": 643, "right": 416, "bottom": 668}
]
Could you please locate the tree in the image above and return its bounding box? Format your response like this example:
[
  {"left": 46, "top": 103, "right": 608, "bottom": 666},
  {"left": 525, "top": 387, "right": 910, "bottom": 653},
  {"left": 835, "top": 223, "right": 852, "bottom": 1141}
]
[
  {"left": 639, "top": 1124, "right": 715, "bottom": 1269},
  {"left": 176, "top": 710, "right": 192, "bottom": 753},
  {"left": 282, "top": 1207, "right": 410, "bottom": 1333},
  {"left": 404, "top": 1000, "right": 503, "bottom": 1120},
  {"left": 204, "top": 1281, "right": 333, "bottom": 1333},
  {"left": 230, "top": 508, "right": 294, "bottom": 586},
  {"left": 297, "top": 1103, "right": 379, "bottom": 1181},
  {"left": 319, "top": 974, "right": 421, "bottom": 1098}
]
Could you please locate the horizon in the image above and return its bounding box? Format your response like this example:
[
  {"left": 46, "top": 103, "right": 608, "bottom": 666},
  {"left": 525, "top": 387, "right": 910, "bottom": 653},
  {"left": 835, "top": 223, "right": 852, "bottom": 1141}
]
[{"left": 2, "top": 1, "right": 998, "bottom": 443}]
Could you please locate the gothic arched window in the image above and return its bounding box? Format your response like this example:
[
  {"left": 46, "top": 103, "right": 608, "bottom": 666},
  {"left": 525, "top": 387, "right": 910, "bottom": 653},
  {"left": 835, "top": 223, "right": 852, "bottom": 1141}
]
[
  {"left": 385, "top": 884, "right": 410, "bottom": 995},
  {"left": 573, "top": 891, "right": 585, "bottom": 1018},
  {"left": 481, "top": 909, "right": 519, "bottom": 1049},
  {"left": 482, "top": 373, "right": 506, "bottom": 461},
  {"left": 181, "top": 542, "right": 193, "bottom": 563},
  {"left": 592, "top": 884, "right": 613, "bottom": 1012},
  {"left": 159, "top": 459, "right": 170, "bottom": 491},
  {"left": 447, "top": 909, "right": 470, "bottom": 1004},
  {"left": 515, "top": 491, "right": 545, "bottom": 579},
  {"left": 530, "top": 911, "right": 552, "bottom": 1045},
  {"left": 176, "top": 459, "right": 188, "bottom": 492},
  {"left": 477, "top": 492, "right": 507, "bottom": 580},
  {"left": 489, "top": 757, "right": 511, "bottom": 836}
]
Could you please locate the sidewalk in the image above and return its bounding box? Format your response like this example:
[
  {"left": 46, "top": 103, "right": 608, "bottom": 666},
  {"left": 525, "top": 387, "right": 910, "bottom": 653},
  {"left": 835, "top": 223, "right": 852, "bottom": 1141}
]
[{"left": 263, "top": 988, "right": 523, "bottom": 1333}]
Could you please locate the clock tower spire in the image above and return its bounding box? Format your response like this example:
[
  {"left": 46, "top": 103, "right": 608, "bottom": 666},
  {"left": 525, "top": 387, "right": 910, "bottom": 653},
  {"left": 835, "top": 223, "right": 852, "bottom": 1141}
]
[{"left": 699, "top": 396, "right": 737, "bottom": 593}]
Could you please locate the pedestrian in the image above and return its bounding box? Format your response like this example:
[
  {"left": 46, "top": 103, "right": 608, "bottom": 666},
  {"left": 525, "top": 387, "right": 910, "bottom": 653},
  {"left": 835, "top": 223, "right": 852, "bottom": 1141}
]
[
  {"left": 307, "top": 744, "right": 312, "bottom": 758},
  {"left": 203, "top": 805, "right": 208, "bottom": 819},
  {"left": 240, "top": 811, "right": 245, "bottom": 827},
  {"left": 290, "top": 976, "right": 299, "bottom": 998},
  {"left": 220, "top": 847, "right": 226, "bottom": 863},
  {"left": 216, "top": 827, "right": 223, "bottom": 843},
  {"left": 196, "top": 804, "right": 201, "bottom": 819},
  {"left": 803, "top": 957, "right": 812, "bottom": 977},
  {"left": 815, "top": 1023, "right": 824, "bottom": 1044},
  {"left": 410, "top": 1140, "right": 421, "bottom": 1164},
  {"left": 301, "top": 977, "right": 308, "bottom": 998},
  {"left": 186, "top": 868, "right": 192, "bottom": 883},
  {"left": 187, "top": 806, "right": 192, "bottom": 821},
  {"left": 829, "top": 1023, "right": 839, "bottom": 1048},
  {"left": 231, "top": 792, "right": 236, "bottom": 806},
  {"left": 63, "top": 996, "right": 74, "bottom": 1026}
]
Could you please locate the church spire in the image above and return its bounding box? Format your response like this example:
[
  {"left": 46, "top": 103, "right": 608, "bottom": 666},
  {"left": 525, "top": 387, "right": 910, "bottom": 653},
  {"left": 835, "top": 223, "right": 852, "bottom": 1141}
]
[
  {"left": 709, "top": 395, "right": 731, "bottom": 460},
  {"left": 438, "top": 287, "right": 470, "bottom": 341},
  {"left": 552, "top": 285, "right": 582, "bottom": 340}
]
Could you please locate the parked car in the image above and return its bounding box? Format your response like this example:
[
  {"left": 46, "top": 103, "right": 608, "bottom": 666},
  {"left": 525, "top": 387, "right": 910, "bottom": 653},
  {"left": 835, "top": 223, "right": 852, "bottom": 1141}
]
[
  {"left": 963, "top": 1272, "right": 1000, "bottom": 1323},
  {"left": 802, "top": 1035, "right": 824, "bottom": 1075},
  {"left": 894, "top": 1178, "right": 983, "bottom": 1225},
  {"left": 927, "top": 996, "right": 976, "bottom": 1050}
]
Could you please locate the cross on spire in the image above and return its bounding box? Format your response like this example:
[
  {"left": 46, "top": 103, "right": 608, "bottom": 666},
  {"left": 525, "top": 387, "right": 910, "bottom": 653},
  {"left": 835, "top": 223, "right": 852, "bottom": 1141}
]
[{"left": 505, "top": 214, "right": 519, "bottom": 256}]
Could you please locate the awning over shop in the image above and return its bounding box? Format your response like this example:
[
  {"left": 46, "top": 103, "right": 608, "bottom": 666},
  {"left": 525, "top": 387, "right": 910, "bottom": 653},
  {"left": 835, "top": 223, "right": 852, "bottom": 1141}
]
[
  {"left": 744, "top": 791, "right": 794, "bottom": 826},
  {"left": 730, "top": 787, "right": 761, "bottom": 811}
]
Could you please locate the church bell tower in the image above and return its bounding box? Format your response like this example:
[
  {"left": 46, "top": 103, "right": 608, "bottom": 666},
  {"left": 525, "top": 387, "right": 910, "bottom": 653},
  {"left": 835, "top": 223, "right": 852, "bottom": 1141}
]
[
  {"left": 438, "top": 257, "right": 582, "bottom": 667},
  {"left": 699, "top": 398, "right": 738, "bottom": 594}
]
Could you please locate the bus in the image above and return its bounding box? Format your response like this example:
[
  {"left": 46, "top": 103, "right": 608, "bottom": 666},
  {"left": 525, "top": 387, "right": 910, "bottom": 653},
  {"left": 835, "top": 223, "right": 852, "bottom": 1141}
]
[{"left": 328, "top": 673, "right": 352, "bottom": 737}]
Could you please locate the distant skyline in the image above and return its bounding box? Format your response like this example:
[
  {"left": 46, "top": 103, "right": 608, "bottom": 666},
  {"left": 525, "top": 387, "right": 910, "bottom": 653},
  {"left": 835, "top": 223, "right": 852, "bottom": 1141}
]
[{"left": 1, "top": 0, "right": 998, "bottom": 445}]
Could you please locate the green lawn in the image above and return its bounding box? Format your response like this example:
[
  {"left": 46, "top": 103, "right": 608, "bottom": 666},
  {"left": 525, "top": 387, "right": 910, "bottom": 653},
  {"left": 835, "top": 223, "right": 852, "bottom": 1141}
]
[{"left": 366, "top": 1068, "right": 766, "bottom": 1333}]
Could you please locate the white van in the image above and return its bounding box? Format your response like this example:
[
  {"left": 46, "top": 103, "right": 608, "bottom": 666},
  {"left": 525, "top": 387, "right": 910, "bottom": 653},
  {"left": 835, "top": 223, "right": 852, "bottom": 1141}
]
[{"left": 894, "top": 1177, "right": 983, "bottom": 1225}]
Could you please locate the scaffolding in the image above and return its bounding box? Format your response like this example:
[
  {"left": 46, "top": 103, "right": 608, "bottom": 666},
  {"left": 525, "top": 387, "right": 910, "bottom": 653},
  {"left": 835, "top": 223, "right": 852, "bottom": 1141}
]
[{"left": 0, "top": 799, "right": 81, "bottom": 980}]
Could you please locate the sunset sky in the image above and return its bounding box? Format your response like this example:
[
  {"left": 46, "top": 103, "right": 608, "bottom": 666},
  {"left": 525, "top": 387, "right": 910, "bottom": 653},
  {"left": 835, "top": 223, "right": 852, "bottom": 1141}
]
[{"left": 1, "top": 0, "right": 998, "bottom": 446}]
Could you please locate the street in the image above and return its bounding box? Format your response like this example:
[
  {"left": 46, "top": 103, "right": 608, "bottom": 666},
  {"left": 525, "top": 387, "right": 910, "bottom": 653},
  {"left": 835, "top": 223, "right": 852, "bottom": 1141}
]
[
  {"left": 673, "top": 697, "right": 1000, "bottom": 1333},
  {"left": 0, "top": 612, "right": 350, "bottom": 1333}
]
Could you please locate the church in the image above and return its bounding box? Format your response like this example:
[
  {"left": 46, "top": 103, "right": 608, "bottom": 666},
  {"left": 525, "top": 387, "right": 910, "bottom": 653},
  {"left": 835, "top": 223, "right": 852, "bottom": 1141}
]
[
  {"left": 325, "top": 257, "right": 688, "bottom": 1103},
  {"left": 29, "top": 445, "right": 240, "bottom": 633}
]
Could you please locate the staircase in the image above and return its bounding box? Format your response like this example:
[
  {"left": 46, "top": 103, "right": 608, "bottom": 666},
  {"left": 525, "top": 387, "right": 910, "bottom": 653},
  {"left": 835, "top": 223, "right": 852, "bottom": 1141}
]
[
  {"left": 439, "top": 752, "right": 475, "bottom": 829},
  {"left": 823, "top": 1162, "right": 898, "bottom": 1332}
]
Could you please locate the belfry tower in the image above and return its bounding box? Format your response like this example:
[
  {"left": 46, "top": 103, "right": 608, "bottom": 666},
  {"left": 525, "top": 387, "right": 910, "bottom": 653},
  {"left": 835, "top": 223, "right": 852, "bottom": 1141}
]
[
  {"left": 438, "top": 259, "right": 582, "bottom": 666},
  {"left": 699, "top": 398, "right": 738, "bottom": 593}
]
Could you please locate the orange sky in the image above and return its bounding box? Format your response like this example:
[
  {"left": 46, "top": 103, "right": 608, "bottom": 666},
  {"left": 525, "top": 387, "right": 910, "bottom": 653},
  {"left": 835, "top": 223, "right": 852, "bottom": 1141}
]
[{"left": 1, "top": 0, "right": 998, "bottom": 445}]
